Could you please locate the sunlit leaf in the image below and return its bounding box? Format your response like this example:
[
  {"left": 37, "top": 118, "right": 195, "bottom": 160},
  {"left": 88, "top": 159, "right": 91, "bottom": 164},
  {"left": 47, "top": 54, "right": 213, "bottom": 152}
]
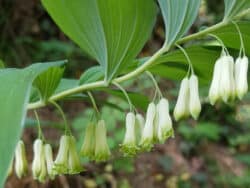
[
  {"left": 0, "top": 61, "right": 65, "bottom": 186},
  {"left": 33, "top": 65, "right": 66, "bottom": 101},
  {"left": 158, "top": 0, "right": 201, "bottom": 49},
  {"left": 42, "top": 0, "right": 158, "bottom": 81}
]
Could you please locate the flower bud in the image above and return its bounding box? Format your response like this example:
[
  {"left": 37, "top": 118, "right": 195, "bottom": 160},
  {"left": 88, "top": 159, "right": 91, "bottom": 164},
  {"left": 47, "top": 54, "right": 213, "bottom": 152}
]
[
  {"left": 189, "top": 75, "right": 201, "bottom": 120},
  {"left": 157, "top": 98, "right": 174, "bottom": 143},
  {"left": 121, "top": 112, "right": 139, "bottom": 156},
  {"left": 80, "top": 122, "right": 96, "bottom": 159},
  {"left": 219, "top": 55, "right": 235, "bottom": 102},
  {"left": 53, "top": 135, "right": 70, "bottom": 174},
  {"left": 235, "top": 56, "right": 248, "bottom": 99},
  {"left": 140, "top": 102, "right": 156, "bottom": 150},
  {"left": 209, "top": 57, "right": 223, "bottom": 105},
  {"left": 94, "top": 120, "right": 111, "bottom": 162},
  {"left": 44, "top": 144, "right": 55, "bottom": 180},
  {"left": 174, "top": 77, "right": 190, "bottom": 121},
  {"left": 68, "top": 136, "right": 84, "bottom": 174},
  {"left": 14, "top": 140, "right": 28, "bottom": 179},
  {"left": 32, "top": 139, "right": 47, "bottom": 182}
]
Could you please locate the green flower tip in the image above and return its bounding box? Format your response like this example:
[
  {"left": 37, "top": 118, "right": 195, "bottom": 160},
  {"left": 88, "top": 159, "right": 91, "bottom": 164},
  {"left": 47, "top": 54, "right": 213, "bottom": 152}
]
[
  {"left": 120, "top": 143, "right": 139, "bottom": 157},
  {"left": 139, "top": 138, "right": 154, "bottom": 152}
]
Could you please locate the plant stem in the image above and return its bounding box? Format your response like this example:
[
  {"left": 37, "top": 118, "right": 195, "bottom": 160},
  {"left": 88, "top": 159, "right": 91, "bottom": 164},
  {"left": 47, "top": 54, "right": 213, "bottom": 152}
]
[{"left": 27, "top": 20, "right": 233, "bottom": 110}]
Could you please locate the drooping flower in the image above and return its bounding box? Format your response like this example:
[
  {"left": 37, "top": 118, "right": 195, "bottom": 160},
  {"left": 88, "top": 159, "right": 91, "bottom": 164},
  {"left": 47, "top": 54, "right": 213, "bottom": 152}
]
[
  {"left": 209, "top": 57, "right": 223, "bottom": 105},
  {"left": 32, "top": 139, "right": 47, "bottom": 182},
  {"left": 219, "top": 55, "right": 235, "bottom": 102},
  {"left": 80, "top": 122, "right": 96, "bottom": 159},
  {"left": 235, "top": 56, "right": 249, "bottom": 99},
  {"left": 53, "top": 135, "right": 70, "bottom": 174},
  {"left": 120, "top": 112, "right": 139, "bottom": 156},
  {"left": 14, "top": 140, "right": 28, "bottom": 179},
  {"left": 135, "top": 113, "right": 145, "bottom": 144},
  {"left": 44, "top": 144, "right": 55, "bottom": 180},
  {"left": 94, "top": 120, "right": 111, "bottom": 162},
  {"left": 174, "top": 77, "right": 190, "bottom": 121},
  {"left": 157, "top": 98, "right": 174, "bottom": 143},
  {"left": 68, "top": 136, "right": 84, "bottom": 174},
  {"left": 140, "top": 102, "right": 156, "bottom": 151},
  {"left": 189, "top": 75, "right": 201, "bottom": 120}
]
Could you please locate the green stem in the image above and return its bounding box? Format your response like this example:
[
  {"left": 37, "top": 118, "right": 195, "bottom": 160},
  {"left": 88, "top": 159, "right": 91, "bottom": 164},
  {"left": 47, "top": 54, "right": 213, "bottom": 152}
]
[
  {"left": 146, "top": 71, "right": 163, "bottom": 100},
  {"left": 50, "top": 100, "right": 71, "bottom": 135},
  {"left": 34, "top": 110, "right": 44, "bottom": 141},
  {"left": 87, "top": 91, "right": 100, "bottom": 116},
  {"left": 27, "top": 19, "right": 239, "bottom": 111},
  {"left": 112, "top": 81, "right": 133, "bottom": 112},
  {"left": 232, "top": 21, "right": 245, "bottom": 56}
]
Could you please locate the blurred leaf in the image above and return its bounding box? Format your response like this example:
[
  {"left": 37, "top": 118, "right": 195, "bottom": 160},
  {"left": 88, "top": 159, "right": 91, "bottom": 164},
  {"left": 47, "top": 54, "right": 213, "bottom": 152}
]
[
  {"left": 33, "top": 65, "right": 65, "bottom": 101},
  {"left": 42, "top": 0, "right": 157, "bottom": 81},
  {"left": 235, "top": 154, "right": 250, "bottom": 166},
  {"left": 223, "top": 0, "right": 250, "bottom": 21},
  {"left": 157, "top": 155, "right": 173, "bottom": 172},
  {"left": 0, "top": 59, "right": 4, "bottom": 69},
  {"left": 79, "top": 66, "right": 104, "bottom": 85},
  {"left": 0, "top": 61, "right": 65, "bottom": 186},
  {"left": 158, "top": 0, "right": 201, "bottom": 49},
  {"left": 229, "top": 134, "right": 250, "bottom": 146},
  {"left": 113, "top": 157, "right": 134, "bottom": 173}
]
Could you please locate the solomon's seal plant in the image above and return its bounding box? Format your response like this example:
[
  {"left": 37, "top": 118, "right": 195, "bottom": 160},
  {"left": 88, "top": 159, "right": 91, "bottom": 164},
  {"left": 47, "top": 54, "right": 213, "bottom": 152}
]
[{"left": 1, "top": 0, "right": 250, "bottom": 185}]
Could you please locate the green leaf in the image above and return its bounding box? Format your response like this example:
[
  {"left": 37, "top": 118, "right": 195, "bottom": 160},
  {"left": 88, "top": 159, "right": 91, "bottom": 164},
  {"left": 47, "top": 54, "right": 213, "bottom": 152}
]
[
  {"left": 223, "top": 0, "right": 250, "bottom": 21},
  {"left": 0, "top": 61, "right": 65, "bottom": 186},
  {"left": 158, "top": 0, "right": 201, "bottom": 49},
  {"left": 33, "top": 65, "right": 66, "bottom": 101},
  {"left": 42, "top": 0, "right": 158, "bottom": 81},
  {"left": 79, "top": 66, "right": 104, "bottom": 85}
]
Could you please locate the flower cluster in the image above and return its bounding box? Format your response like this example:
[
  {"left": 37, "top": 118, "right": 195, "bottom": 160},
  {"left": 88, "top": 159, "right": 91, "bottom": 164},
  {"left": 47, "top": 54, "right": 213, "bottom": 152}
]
[
  {"left": 80, "top": 120, "right": 111, "bottom": 162},
  {"left": 209, "top": 52, "right": 249, "bottom": 104},
  {"left": 174, "top": 74, "right": 201, "bottom": 121},
  {"left": 120, "top": 97, "right": 174, "bottom": 155}
]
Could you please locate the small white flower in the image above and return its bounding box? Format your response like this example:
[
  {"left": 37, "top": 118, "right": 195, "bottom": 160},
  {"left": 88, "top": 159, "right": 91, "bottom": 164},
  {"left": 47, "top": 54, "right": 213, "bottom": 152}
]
[
  {"left": 209, "top": 57, "right": 223, "bottom": 105},
  {"left": 44, "top": 144, "right": 55, "bottom": 179},
  {"left": 68, "top": 136, "right": 83, "bottom": 174},
  {"left": 219, "top": 55, "right": 235, "bottom": 102},
  {"left": 53, "top": 135, "right": 70, "bottom": 174},
  {"left": 135, "top": 113, "right": 145, "bottom": 144},
  {"left": 121, "top": 112, "right": 138, "bottom": 156},
  {"left": 174, "top": 77, "right": 190, "bottom": 121},
  {"left": 140, "top": 102, "right": 156, "bottom": 150},
  {"left": 14, "top": 140, "right": 28, "bottom": 179},
  {"left": 235, "top": 56, "right": 249, "bottom": 99},
  {"left": 80, "top": 122, "right": 96, "bottom": 159},
  {"left": 189, "top": 75, "right": 201, "bottom": 120},
  {"left": 157, "top": 98, "right": 173, "bottom": 143},
  {"left": 32, "top": 139, "right": 47, "bottom": 182},
  {"left": 94, "top": 120, "right": 111, "bottom": 162}
]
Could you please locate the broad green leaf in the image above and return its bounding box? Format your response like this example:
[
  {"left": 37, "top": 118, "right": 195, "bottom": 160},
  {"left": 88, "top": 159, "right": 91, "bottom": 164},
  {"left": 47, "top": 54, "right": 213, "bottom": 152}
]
[
  {"left": 158, "top": 0, "right": 201, "bottom": 49},
  {"left": 42, "top": 0, "right": 158, "bottom": 81},
  {"left": 33, "top": 65, "right": 65, "bottom": 101},
  {"left": 223, "top": 0, "right": 250, "bottom": 21},
  {"left": 79, "top": 66, "right": 104, "bottom": 85},
  {"left": 0, "top": 61, "right": 64, "bottom": 186}
]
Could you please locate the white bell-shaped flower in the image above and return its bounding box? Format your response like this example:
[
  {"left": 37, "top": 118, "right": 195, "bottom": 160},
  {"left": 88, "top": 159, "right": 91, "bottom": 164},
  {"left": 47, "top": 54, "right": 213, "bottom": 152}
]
[
  {"left": 121, "top": 112, "right": 138, "bottom": 156},
  {"left": 174, "top": 77, "right": 190, "bottom": 121},
  {"left": 157, "top": 98, "right": 173, "bottom": 143},
  {"left": 44, "top": 144, "right": 55, "bottom": 180},
  {"left": 189, "top": 75, "right": 201, "bottom": 120},
  {"left": 219, "top": 55, "right": 235, "bottom": 102},
  {"left": 53, "top": 135, "right": 70, "bottom": 174},
  {"left": 209, "top": 57, "right": 223, "bottom": 105},
  {"left": 14, "top": 140, "right": 28, "bottom": 179},
  {"left": 135, "top": 113, "right": 145, "bottom": 144},
  {"left": 94, "top": 120, "right": 111, "bottom": 162},
  {"left": 140, "top": 102, "right": 156, "bottom": 150},
  {"left": 235, "top": 56, "right": 249, "bottom": 99},
  {"left": 32, "top": 139, "right": 47, "bottom": 182}
]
